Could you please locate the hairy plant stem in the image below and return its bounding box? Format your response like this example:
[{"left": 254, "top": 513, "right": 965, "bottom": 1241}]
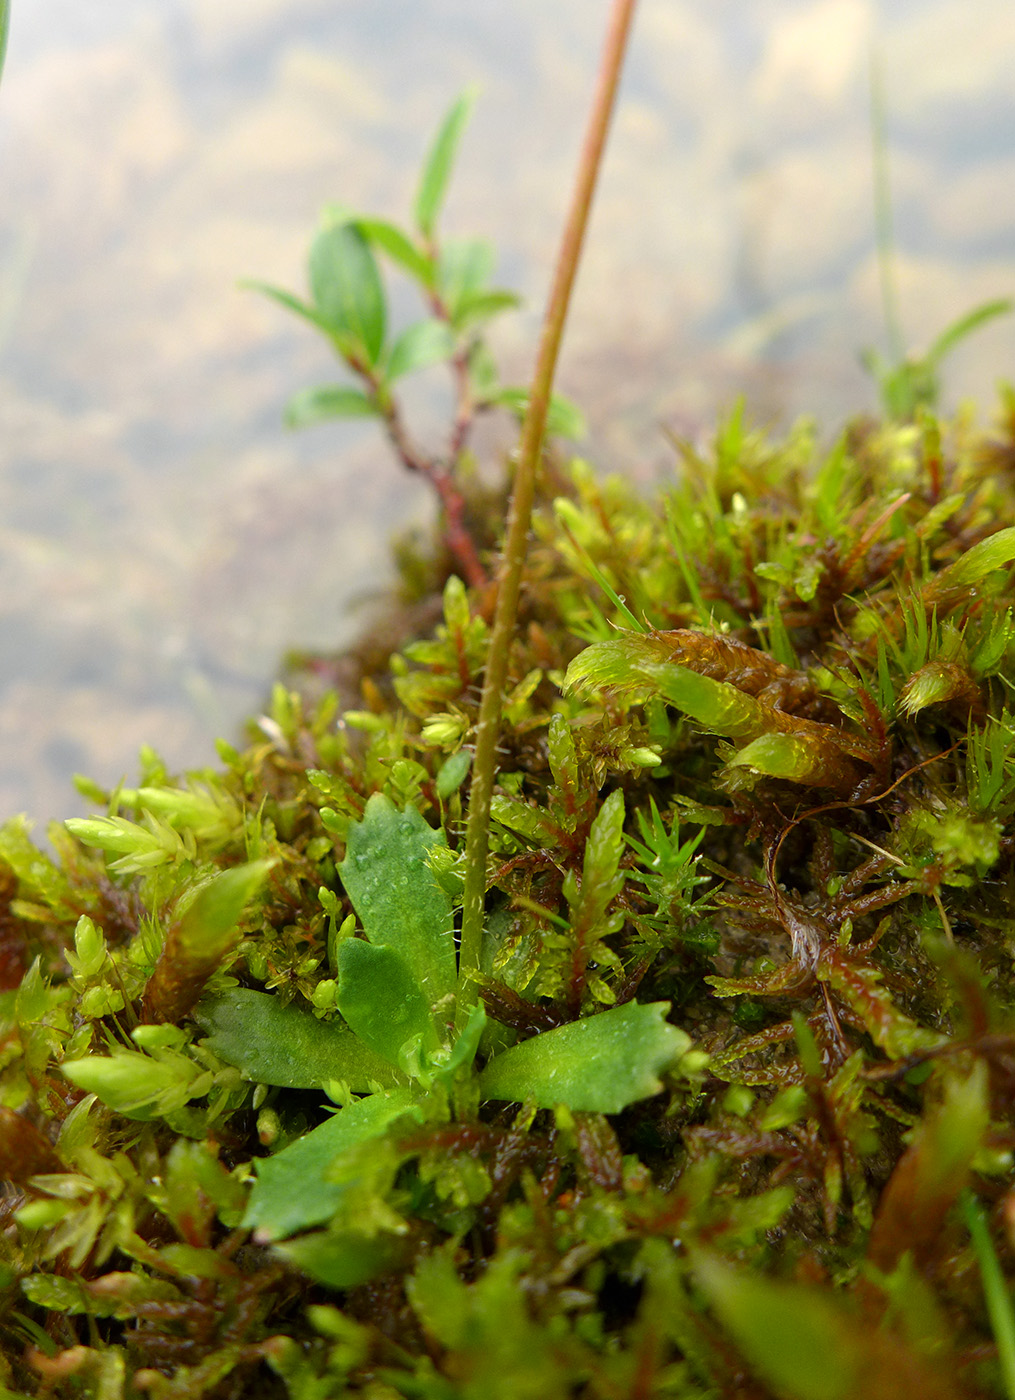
[{"left": 457, "top": 0, "right": 639, "bottom": 1021}]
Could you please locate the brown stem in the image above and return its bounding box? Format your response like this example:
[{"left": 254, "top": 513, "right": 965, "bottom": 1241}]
[
  {"left": 457, "top": 0, "right": 639, "bottom": 1017},
  {"left": 378, "top": 388, "right": 488, "bottom": 589},
  {"left": 446, "top": 346, "right": 475, "bottom": 466},
  {"left": 424, "top": 286, "right": 477, "bottom": 469},
  {"left": 432, "top": 463, "right": 488, "bottom": 591}
]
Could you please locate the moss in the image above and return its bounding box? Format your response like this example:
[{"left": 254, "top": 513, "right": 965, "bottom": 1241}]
[
  {"left": 1, "top": 397, "right": 1015, "bottom": 1398},
  {"left": 3, "top": 37, "right": 1015, "bottom": 1400}
]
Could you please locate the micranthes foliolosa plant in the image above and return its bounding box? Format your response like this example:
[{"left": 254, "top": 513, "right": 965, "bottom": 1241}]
[{"left": 5, "top": 2, "right": 1015, "bottom": 1397}]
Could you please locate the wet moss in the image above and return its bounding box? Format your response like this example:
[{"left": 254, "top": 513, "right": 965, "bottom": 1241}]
[{"left": 2, "top": 397, "right": 1015, "bottom": 1397}]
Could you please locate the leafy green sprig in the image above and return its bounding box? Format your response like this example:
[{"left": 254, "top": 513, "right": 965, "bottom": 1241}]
[{"left": 246, "top": 92, "right": 582, "bottom": 589}]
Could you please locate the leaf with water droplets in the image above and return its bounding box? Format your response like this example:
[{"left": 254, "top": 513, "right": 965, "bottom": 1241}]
[
  {"left": 244, "top": 1089, "right": 418, "bottom": 1240},
  {"left": 336, "top": 939, "right": 440, "bottom": 1067},
  {"left": 193, "top": 989, "right": 404, "bottom": 1090},
  {"left": 478, "top": 1001, "right": 689, "bottom": 1113},
  {"left": 339, "top": 794, "right": 457, "bottom": 1010}
]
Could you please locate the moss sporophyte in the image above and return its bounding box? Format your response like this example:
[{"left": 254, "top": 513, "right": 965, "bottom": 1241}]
[{"left": 6, "top": 4, "right": 1015, "bottom": 1398}]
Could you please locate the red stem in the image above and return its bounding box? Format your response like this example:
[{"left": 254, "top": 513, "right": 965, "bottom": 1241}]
[{"left": 376, "top": 382, "right": 488, "bottom": 590}]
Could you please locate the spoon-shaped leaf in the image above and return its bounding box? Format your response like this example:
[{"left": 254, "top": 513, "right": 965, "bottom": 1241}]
[
  {"left": 244, "top": 1088, "right": 418, "bottom": 1240},
  {"left": 335, "top": 939, "right": 440, "bottom": 1066},
  {"left": 193, "top": 989, "right": 403, "bottom": 1091},
  {"left": 478, "top": 1000, "right": 688, "bottom": 1114},
  {"left": 340, "top": 794, "right": 456, "bottom": 1010}
]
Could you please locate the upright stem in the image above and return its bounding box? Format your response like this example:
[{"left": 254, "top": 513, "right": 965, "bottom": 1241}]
[
  {"left": 376, "top": 387, "right": 488, "bottom": 589},
  {"left": 457, "top": 0, "right": 639, "bottom": 1018}
]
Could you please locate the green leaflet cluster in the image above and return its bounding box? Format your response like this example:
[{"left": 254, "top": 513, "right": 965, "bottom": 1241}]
[
  {"left": 193, "top": 793, "right": 688, "bottom": 1287},
  {"left": 244, "top": 92, "right": 582, "bottom": 590}
]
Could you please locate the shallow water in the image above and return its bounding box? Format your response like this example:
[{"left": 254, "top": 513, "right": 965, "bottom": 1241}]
[{"left": 0, "top": 0, "right": 1013, "bottom": 823}]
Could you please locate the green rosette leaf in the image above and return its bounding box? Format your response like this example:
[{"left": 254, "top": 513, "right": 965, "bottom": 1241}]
[
  {"left": 193, "top": 989, "right": 403, "bottom": 1091},
  {"left": 478, "top": 1001, "right": 689, "bottom": 1113},
  {"left": 339, "top": 794, "right": 456, "bottom": 1011},
  {"left": 244, "top": 1089, "right": 418, "bottom": 1241}
]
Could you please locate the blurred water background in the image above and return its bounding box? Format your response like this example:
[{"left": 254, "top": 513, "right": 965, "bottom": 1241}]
[{"left": 0, "top": 0, "right": 1012, "bottom": 824}]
